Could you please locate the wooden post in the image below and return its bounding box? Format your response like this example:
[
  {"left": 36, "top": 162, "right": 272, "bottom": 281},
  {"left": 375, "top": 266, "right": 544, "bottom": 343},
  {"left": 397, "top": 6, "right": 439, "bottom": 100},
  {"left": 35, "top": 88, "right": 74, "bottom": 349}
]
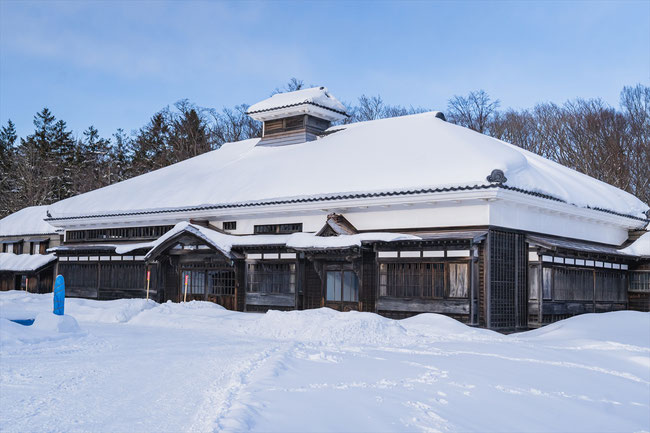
[
  {"left": 183, "top": 273, "right": 189, "bottom": 302},
  {"left": 146, "top": 269, "right": 151, "bottom": 300}
]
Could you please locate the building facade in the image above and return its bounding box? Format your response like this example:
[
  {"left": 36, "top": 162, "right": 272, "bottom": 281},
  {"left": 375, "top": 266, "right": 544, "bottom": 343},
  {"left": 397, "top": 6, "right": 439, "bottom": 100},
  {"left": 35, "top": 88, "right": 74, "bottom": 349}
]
[
  {"left": 8, "top": 87, "right": 649, "bottom": 331},
  {"left": 0, "top": 206, "right": 61, "bottom": 292}
]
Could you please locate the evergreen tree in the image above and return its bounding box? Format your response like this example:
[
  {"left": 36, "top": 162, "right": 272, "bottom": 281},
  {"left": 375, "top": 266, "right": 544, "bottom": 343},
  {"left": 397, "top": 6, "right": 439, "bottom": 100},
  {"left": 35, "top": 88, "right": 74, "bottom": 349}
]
[
  {"left": 78, "top": 125, "right": 111, "bottom": 192},
  {"left": 0, "top": 119, "right": 18, "bottom": 216},
  {"left": 110, "top": 128, "right": 132, "bottom": 183},
  {"left": 50, "top": 119, "right": 76, "bottom": 200}
]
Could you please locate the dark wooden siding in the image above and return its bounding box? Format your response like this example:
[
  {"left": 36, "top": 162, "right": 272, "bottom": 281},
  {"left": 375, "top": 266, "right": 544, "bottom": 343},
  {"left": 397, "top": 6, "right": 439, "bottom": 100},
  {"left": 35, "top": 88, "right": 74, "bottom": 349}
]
[
  {"left": 360, "top": 249, "right": 376, "bottom": 312},
  {"left": 487, "top": 230, "right": 527, "bottom": 330},
  {"left": 302, "top": 259, "right": 322, "bottom": 310}
]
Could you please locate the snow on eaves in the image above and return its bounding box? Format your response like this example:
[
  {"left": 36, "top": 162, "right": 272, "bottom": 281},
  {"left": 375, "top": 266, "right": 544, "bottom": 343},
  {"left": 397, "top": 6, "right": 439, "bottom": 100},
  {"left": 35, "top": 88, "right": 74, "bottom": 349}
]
[
  {"left": 247, "top": 86, "right": 347, "bottom": 115},
  {"left": 619, "top": 232, "right": 650, "bottom": 257},
  {"left": 0, "top": 206, "right": 58, "bottom": 237},
  {"left": 45, "top": 112, "right": 649, "bottom": 221},
  {"left": 0, "top": 253, "right": 56, "bottom": 272},
  {"left": 145, "top": 222, "right": 420, "bottom": 259}
]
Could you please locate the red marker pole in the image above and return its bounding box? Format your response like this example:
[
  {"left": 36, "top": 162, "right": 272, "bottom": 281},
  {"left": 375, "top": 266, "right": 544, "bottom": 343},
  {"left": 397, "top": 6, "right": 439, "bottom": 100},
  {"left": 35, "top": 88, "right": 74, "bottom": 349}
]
[
  {"left": 25, "top": 277, "right": 29, "bottom": 292},
  {"left": 146, "top": 270, "right": 151, "bottom": 300},
  {"left": 183, "top": 274, "right": 189, "bottom": 303}
]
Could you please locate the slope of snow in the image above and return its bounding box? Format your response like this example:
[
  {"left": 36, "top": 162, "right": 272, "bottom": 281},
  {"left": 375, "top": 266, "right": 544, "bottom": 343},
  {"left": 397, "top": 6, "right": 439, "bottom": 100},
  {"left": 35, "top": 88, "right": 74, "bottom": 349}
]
[
  {"left": 0, "top": 253, "right": 56, "bottom": 272},
  {"left": 0, "top": 205, "right": 58, "bottom": 236},
  {"left": 247, "top": 86, "right": 347, "bottom": 114},
  {"left": 619, "top": 232, "right": 650, "bottom": 257},
  {"left": 46, "top": 112, "right": 648, "bottom": 220},
  {"left": 1, "top": 291, "right": 648, "bottom": 433}
]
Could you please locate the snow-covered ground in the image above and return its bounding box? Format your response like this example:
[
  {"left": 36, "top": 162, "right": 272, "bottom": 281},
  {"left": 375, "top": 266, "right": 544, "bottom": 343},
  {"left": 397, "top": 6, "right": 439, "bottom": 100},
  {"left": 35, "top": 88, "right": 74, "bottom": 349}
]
[{"left": 1, "top": 291, "right": 648, "bottom": 433}]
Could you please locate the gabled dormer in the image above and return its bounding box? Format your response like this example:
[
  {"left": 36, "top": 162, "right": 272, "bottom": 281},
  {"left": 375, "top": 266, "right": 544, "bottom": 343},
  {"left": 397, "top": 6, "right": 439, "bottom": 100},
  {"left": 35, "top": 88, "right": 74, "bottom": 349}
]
[{"left": 247, "top": 87, "right": 348, "bottom": 146}]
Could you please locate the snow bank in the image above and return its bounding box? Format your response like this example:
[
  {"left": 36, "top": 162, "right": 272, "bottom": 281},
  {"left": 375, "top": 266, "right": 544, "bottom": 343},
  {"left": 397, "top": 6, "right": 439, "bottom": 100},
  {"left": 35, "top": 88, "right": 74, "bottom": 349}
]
[
  {"left": 0, "top": 313, "right": 83, "bottom": 347},
  {"left": 518, "top": 310, "right": 650, "bottom": 347},
  {"left": 68, "top": 298, "right": 157, "bottom": 324},
  {"left": 251, "top": 308, "right": 408, "bottom": 345},
  {"left": 0, "top": 253, "right": 56, "bottom": 272},
  {"left": 32, "top": 312, "right": 80, "bottom": 333}
]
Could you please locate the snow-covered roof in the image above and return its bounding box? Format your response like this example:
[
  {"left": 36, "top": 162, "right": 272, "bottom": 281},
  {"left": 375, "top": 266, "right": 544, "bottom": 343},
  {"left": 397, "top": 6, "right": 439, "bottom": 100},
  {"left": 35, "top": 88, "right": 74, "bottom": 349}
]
[
  {"left": 618, "top": 232, "right": 650, "bottom": 257},
  {"left": 247, "top": 87, "right": 347, "bottom": 117},
  {"left": 0, "top": 206, "right": 58, "bottom": 237},
  {"left": 49, "top": 242, "right": 154, "bottom": 255},
  {"left": 0, "top": 253, "right": 56, "bottom": 272},
  {"left": 46, "top": 112, "right": 649, "bottom": 222},
  {"left": 145, "top": 222, "right": 420, "bottom": 260}
]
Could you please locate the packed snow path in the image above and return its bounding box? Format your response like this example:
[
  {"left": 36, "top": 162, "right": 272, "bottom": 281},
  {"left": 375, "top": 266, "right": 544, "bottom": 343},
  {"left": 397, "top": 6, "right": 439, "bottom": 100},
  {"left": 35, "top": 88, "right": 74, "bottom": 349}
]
[{"left": 1, "top": 292, "right": 649, "bottom": 433}]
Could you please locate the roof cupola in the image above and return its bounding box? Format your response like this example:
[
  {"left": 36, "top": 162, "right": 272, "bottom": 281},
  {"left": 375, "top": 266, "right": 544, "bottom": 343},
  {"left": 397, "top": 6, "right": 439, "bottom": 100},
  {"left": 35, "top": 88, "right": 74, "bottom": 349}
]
[{"left": 247, "top": 87, "right": 348, "bottom": 146}]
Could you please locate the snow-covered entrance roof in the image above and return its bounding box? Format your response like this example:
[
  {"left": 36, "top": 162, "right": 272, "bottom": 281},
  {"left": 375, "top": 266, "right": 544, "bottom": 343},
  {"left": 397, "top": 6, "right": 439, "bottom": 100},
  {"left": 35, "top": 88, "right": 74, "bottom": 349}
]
[
  {"left": 0, "top": 253, "right": 56, "bottom": 272},
  {"left": 0, "top": 206, "right": 58, "bottom": 237},
  {"left": 145, "top": 222, "right": 420, "bottom": 260},
  {"left": 618, "top": 232, "right": 650, "bottom": 257},
  {"left": 45, "top": 112, "right": 649, "bottom": 221}
]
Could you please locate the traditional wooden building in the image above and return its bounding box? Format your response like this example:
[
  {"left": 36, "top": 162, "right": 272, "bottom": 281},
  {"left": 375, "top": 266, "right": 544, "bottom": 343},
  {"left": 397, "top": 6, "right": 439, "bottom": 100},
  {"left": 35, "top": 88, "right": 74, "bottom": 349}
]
[
  {"left": 0, "top": 206, "right": 61, "bottom": 292},
  {"left": 30, "top": 86, "right": 650, "bottom": 331}
]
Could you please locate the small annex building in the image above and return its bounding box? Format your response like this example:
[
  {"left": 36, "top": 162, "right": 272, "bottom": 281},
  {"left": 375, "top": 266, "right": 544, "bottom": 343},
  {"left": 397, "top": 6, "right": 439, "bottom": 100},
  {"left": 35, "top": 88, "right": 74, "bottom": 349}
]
[
  {"left": 9, "top": 86, "right": 649, "bottom": 331},
  {"left": 0, "top": 206, "right": 61, "bottom": 292}
]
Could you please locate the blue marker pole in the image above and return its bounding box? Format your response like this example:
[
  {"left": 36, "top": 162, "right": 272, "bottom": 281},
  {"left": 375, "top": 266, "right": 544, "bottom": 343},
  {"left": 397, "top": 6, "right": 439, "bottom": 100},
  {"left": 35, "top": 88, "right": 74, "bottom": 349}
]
[{"left": 53, "top": 275, "right": 65, "bottom": 316}]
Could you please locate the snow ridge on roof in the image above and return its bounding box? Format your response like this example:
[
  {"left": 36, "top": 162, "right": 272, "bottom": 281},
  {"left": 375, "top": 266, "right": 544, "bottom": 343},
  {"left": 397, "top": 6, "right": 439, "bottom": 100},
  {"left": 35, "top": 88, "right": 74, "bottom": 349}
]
[
  {"left": 46, "top": 112, "right": 649, "bottom": 221},
  {"left": 0, "top": 206, "right": 58, "bottom": 237},
  {"left": 0, "top": 253, "right": 56, "bottom": 272},
  {"left": 619, "top": 232, "right": 650, "bottom": 257},
  {"left": 247, "top": 87, "right": 347, "bottom": 115}
]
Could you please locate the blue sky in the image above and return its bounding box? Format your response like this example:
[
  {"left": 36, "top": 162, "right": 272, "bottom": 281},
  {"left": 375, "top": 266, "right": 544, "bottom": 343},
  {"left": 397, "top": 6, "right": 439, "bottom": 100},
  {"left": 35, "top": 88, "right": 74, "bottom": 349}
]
[{"left": 1, "top": 0, "right": 648, "bottom": 140}]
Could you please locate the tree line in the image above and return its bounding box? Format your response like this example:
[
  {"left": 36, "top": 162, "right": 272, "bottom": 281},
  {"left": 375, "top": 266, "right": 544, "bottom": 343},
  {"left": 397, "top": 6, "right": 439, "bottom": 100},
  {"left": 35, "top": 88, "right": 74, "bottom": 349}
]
[{"left": 0, "top": 79, "right": 647, "bottom": 218}]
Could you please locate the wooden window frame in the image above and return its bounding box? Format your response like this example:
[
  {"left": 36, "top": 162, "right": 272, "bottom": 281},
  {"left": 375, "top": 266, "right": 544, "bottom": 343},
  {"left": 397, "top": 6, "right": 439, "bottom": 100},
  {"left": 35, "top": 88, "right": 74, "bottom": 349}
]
[
  {"left": 377, "top": 258, "right": 470, "bottom": 300},
  {"left": 246, "top": 261, "right": 296, "bottom": 294}
]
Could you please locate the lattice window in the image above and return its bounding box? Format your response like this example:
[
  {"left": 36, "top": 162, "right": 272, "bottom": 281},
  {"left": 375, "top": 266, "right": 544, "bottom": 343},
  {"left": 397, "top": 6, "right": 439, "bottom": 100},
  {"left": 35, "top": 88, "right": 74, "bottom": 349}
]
[
  {"left": 378, "top": 262, "right": 468, "bottom": 299},
  {"left": 253, "top": 223, "right": 302, "bottom": 234},
  {"left": 629, "top": 271, "right": 650, "bottom": 293},
  {"left": 247, "top": 263, "right": 296, "bottom": 294},
  {"left": 209, "top": 269, "right": 236, "bottom": 295}
]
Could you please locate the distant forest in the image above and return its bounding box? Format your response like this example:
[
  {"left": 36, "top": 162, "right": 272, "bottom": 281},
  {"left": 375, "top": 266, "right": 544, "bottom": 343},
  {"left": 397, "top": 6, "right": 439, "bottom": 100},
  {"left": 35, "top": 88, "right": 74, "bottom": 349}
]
[{"left": 0, "top": 79, "right": 648, "bottom": 218}]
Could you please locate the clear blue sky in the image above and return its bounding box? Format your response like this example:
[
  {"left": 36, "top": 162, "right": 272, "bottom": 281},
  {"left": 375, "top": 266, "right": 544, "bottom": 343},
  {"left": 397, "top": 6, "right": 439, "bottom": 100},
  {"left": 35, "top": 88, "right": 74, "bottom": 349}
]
[{"left": 1, "top": 0, "right": 648, "bottom": 140}]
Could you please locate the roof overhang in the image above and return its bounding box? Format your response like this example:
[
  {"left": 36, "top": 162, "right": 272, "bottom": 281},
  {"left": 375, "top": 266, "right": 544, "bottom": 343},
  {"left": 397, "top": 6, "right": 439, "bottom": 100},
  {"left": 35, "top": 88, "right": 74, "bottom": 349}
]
[{"left": 248, "top": 103, "right": 348, "bottom": 122}]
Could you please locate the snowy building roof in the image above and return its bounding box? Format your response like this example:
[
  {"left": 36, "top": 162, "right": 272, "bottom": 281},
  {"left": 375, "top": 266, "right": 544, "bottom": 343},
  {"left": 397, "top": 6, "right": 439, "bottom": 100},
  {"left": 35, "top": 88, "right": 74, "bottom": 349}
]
[
  {"left": 247, "top": 87, "right": 348, "bottom": 121},
  {"left": 145, "top": 222, "right": 420, "bottom": 260},
  {"left": 45, "top": 112, "right": 649, "bottom": 222},
  {"left": 618, "top": 232, "right": 650, "bottom": 257},
  {"left": 0, "top": 206, "right": 58, "bottom": 237},
  {"left": 0, "top": 253, "right": 57, "bottom": 272}
]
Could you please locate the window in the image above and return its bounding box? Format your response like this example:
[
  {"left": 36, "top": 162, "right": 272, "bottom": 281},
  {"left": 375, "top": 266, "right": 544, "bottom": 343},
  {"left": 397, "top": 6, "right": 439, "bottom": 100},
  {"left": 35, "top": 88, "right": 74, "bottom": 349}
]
[
  {"left": 208, "top": 269, "right": 236, "bottom": 295},
  {"left": 326, "top": 270, "right": 358, "bottom": 302},
  {"left": 4, "top": 243, "right": 13, "bottom": 254},
  {"left": 629, "top": 272, "right": 650, "bottom": 293},
  {"left": 380, "top": 262, "right": 472, "bottom": 299},
  {"left": 30, "top": 242, "right": 40, "bottom": 255},
  {"left": 542, "top": 267, "right": 552, "bottom": 300},
  {"left": 253, "top": 223, "right": 302, "bottom": 235},
  {"left": 529, "top": 265, "right": 540, "bottom": 300},
  {"left": 181, "top": 270, "right": 206, "bottom": 294},
  {"left": 66, "top": 225, "right": 174, "bottom": 242},
  {"left": 247, "top": 263, "right": 296, "bottom": 294},
  {"left": 223, "top": 221, "right": 237, "bottom": 231}
]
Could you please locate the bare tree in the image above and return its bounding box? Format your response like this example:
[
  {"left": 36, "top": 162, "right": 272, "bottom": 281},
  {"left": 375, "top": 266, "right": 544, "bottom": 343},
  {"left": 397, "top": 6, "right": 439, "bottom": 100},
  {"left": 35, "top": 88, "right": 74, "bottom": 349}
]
[{"left": 447, "top": 90, "right": 500, "bottom": 133}]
